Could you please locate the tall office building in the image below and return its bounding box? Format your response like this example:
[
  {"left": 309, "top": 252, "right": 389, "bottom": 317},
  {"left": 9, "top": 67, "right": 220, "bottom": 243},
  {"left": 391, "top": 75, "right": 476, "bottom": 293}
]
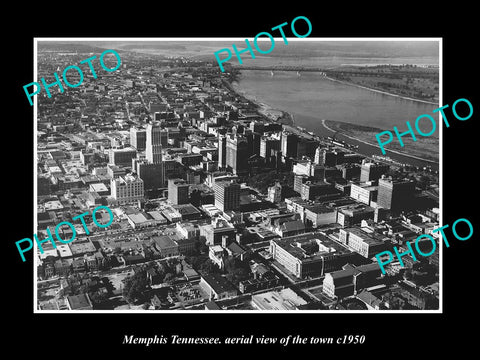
[
  {"left": 110, "top": 174, "right": 144, "bottom": 204},
  {"left": 250, "top": 121, "right": 265, "bottom": 134},
  {"left": 146, "top": 123, "right": 163, "bottom": 164},
  {"left": 109, "top": 147, "right": 137, "bottom": 167},
  {"left": 377, "top": 177, "right": 415, "bottom": 212},
  {"left": 130, "top": 127, "right": 146, "bottom": 151},
  {"left": 294, "top": 174, "right": 308, "bottom": 193},
  {"left": 168, "top": 178, "right": 189, "bottom": 205},
  {"left": 251, "top": 132, "right": 262, "bottom": 157},
  {"left": 296, "top": 137, "right": 318, "bottom": 159},
  {"left": 226, "top": 133, "right": 250, "bottom": 175},
  {"left": 139, "top": 122, "right": 164, "bottom": 189},
  {"left": 360, "top": 161, "right": 390, "bottom": 182},
  {"left": 315, "top": 148, "right": 337, "bottom": 167},
  {"left": 134, "top": 159, "right": 163, "bottom": 192},
  {"left": 218, "top": 134, "right": 227, "bottom": 170},
  {"left": 214, "top": 181, "right": 240, "bottom": 212},
  {"left": 281, "top": 131, "right": 298, "bottom": 159},
  {"left": 260, "top": 135, "right": 280, "bottom": 163},
  {"left": 314, "top": 146, "right": 322, "bottom": 165}
]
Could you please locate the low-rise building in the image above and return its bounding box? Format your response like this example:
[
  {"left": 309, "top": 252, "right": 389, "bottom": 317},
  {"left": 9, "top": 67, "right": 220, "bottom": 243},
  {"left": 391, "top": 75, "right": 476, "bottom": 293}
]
[
  {"left": 337, "top": 205, "right": 375, "bottom": 227},
  {"left": 239, "top": 272, "right": 280, "bottom": 294},
  {"left": 269, "top": 232, "right": 356, "bottom": 279},
  {"left": 199, "top": 216, "right": 236, "bottom": 246},
  {"left": 161, "top": 206, "right": 182, "bottom": 223},
  {"left": 322, "top": 263, "right": 381, "bottom": 299},
  {"left": 274, "top": 219, "right": 306, "bottom": 237},
  {"left": 209, "top": 245, "right": 226, "bottom": 269},
  {"left": 338, "top": 227, "right": 389, "bottom": 258},
  {"left": 199, "top": 273, "right": 237, "bottom": 300},
  {"left": 152, "top": 235, "right": 179, "bottom": 258},
  {"left": 66, "top": 293, "right": 93, "bottom": 310},
  {"left": 174, "top": 237, "right": 197, "bottom": 255},
  {"left": 251, "top": 288, "right": 307, "bottom": 310}
]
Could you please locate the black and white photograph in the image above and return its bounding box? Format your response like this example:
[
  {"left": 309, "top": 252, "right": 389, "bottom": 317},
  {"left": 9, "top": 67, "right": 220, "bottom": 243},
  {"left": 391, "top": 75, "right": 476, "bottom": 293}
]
[
  {"left": 32, "top": 38, "right": 442, "bottom": 313},
  {"left": 6, "top": 4, "right": 478, "bottom": 356}
]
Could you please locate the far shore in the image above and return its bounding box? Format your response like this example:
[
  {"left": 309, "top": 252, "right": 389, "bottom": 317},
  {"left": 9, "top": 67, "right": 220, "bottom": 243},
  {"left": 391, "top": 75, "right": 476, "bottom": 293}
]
[
  {"left": 229, "top": 71, "right": 438, "bottom": 165},
  {"left": 324, "top": 76, "right": 438, "bottom": 106},
  {"left": 321, "top": 119, "right": 438, "bottom": 164}
]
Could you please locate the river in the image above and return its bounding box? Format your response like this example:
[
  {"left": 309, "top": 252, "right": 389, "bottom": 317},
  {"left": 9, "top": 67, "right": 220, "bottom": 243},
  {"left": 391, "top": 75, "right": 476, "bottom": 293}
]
[{"left": 232, "top": 70, "right": 440, "bottom": 170}]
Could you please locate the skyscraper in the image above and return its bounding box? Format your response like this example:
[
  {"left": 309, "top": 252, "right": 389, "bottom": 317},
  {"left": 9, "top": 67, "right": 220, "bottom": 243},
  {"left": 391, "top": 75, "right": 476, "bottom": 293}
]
[
  {"left": 146, "top": 123, "right": 163, "bottom": 164},
  {"left": 225, "top": 133, "right": 250, "bottom": 175},
  {"left": 134, "top": 160, "right": 163, "bottom": 192},
  {"left": 130, "top": 127, "right": 146, "bottom": 151},
  {"left": 139, "top": 122, "right": 164, "bottom": 190},
  {"left": 214, "top": 181, "right": 240, "bottom": 212},
  {"left": 260, "top": 135, "right": 280, "bottom": 166},
  {"left": 218, "top": 134, "right": 227, "bottom": 170},
  {"left": 168, "top": 178, "right": 189, "bottom": 205},
  {"left": 314, "top": 146, "right": 322, "bottom": 165},
  {"left": 296, "top": 137, "right": 318, "bottom": 159},
  {"left": 377, "top": 176, "right": 415, "bottom": 212},
  {"left": 315, "top": 148, "right": 337, "bottom": 167},
  {"left": 281, "top": 131, "right": 298, "bottom": 160},
  {"left": 360, "top": 161, "right": 390, "bottom": 182}
]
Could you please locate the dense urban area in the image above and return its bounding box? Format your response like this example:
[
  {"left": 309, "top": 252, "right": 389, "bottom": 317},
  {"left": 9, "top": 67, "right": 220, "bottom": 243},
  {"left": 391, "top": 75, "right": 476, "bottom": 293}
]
[{"left": 36, "top": 44, "right": 440, "bottom": 311}]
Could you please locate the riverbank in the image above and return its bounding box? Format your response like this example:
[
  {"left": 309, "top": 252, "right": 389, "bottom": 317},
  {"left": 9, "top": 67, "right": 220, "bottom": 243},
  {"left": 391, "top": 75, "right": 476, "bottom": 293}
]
[
  {"left": 322, "top": 119, "right": 439, "bottom": 163},
  {"left": 227, "top": 71, "right": 438, "bottom": 166},
  {"left": 231, "top": 78, "right": 294, "bottom": 126},
  {"left": 324, "top": 76, "right": 438, "bottom": 106}
]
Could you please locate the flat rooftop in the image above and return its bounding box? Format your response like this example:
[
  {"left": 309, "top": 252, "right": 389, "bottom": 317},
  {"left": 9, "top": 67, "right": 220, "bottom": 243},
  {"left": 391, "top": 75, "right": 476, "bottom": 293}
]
[
  {"left": 201, "top": 273, "right": 237, "bottom": 294},
  {"left": 345, "top": 227, "right": 386, "bottom": 245},
  {"left": 252, "top": 288, "right": 307, "bottom": 310},
  {"left": 273, "top": 232, "right": 351, "bottom": 261}
]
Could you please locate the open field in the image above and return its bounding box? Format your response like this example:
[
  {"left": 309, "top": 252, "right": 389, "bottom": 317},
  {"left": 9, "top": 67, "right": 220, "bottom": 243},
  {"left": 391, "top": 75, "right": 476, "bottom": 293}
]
[{"left": 326, "top": 64, "right": 439, "bottom": 103}]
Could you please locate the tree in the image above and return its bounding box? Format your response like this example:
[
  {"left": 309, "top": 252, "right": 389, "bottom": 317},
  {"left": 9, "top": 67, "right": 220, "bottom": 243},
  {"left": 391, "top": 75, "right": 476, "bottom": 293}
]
[
  {"left": 123, "top": 269, "right": 149, "bottom": 304},
  {"left": 90, "top": 290, "right": 109, "bottom": 305},
  {"left": 186, "top": 255, "right": 208, "bottom": 270},
  {"left": 199, "top": 259, "right": 220, "bottom": 274},
  {"left": 163, "top": 273, "right": 175, "bottom": 284},
  {"left": 224, "top": 257, "right": 251, "bottom": 285}
]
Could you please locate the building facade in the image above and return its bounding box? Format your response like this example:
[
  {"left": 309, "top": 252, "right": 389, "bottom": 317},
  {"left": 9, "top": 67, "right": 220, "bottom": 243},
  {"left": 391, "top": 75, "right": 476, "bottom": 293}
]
[
  {"left": 146, "top": 122, "right": 163, "bottom": 164},
  {"left": 134, "top": 160, "right": 163, "bottom": 191},
  {"left": 110, "top": 174, "right": 144, "bottom": 204},
  {"left": 338, "top": 227, "right": 388, "bottom": 258},
  {"left": 109, "top": 147, "right": 137, "bottom": 167},
  {"left": 214, "top": 181, "right": 240, "bottom": 212},
  {"left": 168, "top": 178, "right": 189, "bottom": 205},
  {"left": 130, "top": 127, "right": 146, "bottom": 151},
  {"left": 377, "top": 177, "right": 415, "bottom": 212},
  {"left": 225, "top": 133, "right": 250, "bottom": 175},
  {"left": 360, "top": 161, "right": 390, "bottom": 182},
  {"left": 350, "top": 182, "right": 378, "bottom": 206},
  {"left": 322, "top": 263, "right": 381, "bottom": 299}
]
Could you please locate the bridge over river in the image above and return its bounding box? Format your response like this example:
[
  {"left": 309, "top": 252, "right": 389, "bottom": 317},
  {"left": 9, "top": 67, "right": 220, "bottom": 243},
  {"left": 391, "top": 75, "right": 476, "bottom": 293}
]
[{"left": 232, "top": 66, "right": 437, "bottom": 78}]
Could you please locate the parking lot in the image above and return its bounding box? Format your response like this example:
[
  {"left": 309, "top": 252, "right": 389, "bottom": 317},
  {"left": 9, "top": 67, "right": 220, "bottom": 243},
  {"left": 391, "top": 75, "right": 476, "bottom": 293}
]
[{"left": 174, "top": 283, "right": 210, "bottom": 307}]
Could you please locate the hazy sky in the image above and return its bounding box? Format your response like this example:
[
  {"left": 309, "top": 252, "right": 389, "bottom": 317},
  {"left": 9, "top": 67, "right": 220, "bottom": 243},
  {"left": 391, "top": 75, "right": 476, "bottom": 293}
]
[{"left": 38, "top": 39, "right": 440, "bottom": 66}]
